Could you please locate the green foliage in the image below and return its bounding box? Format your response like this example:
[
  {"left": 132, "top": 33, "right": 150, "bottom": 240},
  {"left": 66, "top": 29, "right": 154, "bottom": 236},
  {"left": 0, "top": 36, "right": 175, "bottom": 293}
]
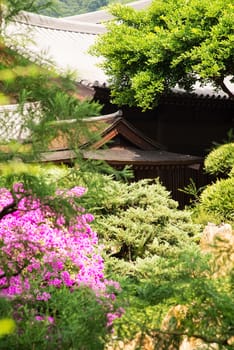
[
  {"left": 92, "top": 0, "right": 234, "bottom": 110},
  {"left": 110, "top": 239, "right": 234, "bottom": 349},
  {"left": 0, "top": 297, "right": 12, "bottom": 317},
  {"left": 204, "top": 142, "right": 234, "bottom": 176},
  {"left": 179, "top": 177, "right": 206, "bottom": 206},
  {"left": 0, "top": 47, "right": 100, "bottom": 116},
  {"left": 0, "top": 161, "right": 56, "bottom": 192},
  {"left": 79, "top": 174, "right": 234, "bottom": 349},
  {"left": 199, "top": 177, "right": 234, "bottom": 223},
  {"left": 192, "top": 142, "right": 234, "bottom": 225},
  {"left": 0, "top": 287, "right": 110, "bottom": 350},
  {"left": 230, "top": 166, "right": 234, "bottom": 178},
  {"left": 90, "top": 178, "right": 201, "bottom": 275},
  {"left": 0, "top": 163, "right": 232, "bottom": 349},
  {"left": 46, "top": 287, "right": 109, "bottom": 350}
]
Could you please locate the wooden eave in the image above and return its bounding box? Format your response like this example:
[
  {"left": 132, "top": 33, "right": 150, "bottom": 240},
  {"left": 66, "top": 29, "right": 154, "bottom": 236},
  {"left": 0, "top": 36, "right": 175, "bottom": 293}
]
[
  {"left": 40, "top": 148, "right": 203, "bottom": 167},
  {"left": 83, "top": 148, "right": 203, "bottom": 166}
]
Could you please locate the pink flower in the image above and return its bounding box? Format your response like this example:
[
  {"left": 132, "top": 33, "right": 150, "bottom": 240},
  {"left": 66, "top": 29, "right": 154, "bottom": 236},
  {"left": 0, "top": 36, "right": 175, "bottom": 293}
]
[
  {"left": 35, "top": 315, "right": 44, "bottom": 321},
  {"left": 48, "top": 278, "right": 62, "bottom": 288},
  {"left": 0, "top": 184, "right": 123, "bottom": 329},
  {"left": 47, "top": 316, "right": 54, "bottom": 324},
  {"left": 36, "top": 292, "right": 51, "bottom": 301}
]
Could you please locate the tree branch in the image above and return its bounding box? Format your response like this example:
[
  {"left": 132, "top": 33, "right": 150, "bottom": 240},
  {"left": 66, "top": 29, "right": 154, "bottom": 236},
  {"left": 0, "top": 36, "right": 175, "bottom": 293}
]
[
  {"left": 216, "top": 78, "right": 234, "bottom": 99},
  {"left": 0, "top": 200, "right": 17, "bottom": 220}
]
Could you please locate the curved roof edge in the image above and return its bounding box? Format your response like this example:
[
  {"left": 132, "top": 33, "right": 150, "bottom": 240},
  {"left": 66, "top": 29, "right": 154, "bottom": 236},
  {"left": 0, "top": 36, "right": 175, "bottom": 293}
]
[
  {"left": 15, "top": 11, "right": 106, "bottom": 34},
  {"left": 50, "top": 110, "right": 123, "bottom": 125}
]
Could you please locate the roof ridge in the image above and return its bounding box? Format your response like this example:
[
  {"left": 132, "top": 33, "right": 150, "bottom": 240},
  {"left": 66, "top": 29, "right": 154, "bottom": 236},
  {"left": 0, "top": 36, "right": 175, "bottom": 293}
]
[{"left": 14, "top": 11, "right": 106, "bottom": 34}]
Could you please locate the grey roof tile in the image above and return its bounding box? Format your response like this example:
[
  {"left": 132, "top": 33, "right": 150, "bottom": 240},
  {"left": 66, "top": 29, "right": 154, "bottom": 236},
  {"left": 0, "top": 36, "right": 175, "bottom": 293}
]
[{"left": 5, "top": 18, "right": 108, "bottom": 85}]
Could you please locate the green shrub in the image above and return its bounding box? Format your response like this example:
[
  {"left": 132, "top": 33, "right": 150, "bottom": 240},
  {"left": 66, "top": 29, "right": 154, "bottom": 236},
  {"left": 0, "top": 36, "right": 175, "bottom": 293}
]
[
  {"left": 86, "top": 175, "right": 233, "bottom": 349},
  {"left": 199, "top": 177, "right": 234, "bottom": 223},
  {"left": 91, "top": 178, "right": 201, "bottom": 276},
  {"left": 192, "top": 142, "right": 234, "bottom": 225},
  {"left": 204, "top": 143, "right": 234, "bottom": 176},
  {"left": 110, "top": 232, "right": 234, "bottom": 350}
]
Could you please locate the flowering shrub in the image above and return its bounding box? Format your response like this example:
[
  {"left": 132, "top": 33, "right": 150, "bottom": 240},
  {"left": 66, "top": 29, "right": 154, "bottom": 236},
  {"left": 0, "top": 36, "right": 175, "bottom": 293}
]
[{"left": 0, "top": 184, "right": 122, "bottom": 348}]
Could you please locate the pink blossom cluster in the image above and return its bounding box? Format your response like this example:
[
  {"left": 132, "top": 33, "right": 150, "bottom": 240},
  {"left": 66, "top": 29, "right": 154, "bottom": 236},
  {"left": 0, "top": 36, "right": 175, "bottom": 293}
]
[{"left": 0, "top": 185, "right": 122, "bottom": 323}]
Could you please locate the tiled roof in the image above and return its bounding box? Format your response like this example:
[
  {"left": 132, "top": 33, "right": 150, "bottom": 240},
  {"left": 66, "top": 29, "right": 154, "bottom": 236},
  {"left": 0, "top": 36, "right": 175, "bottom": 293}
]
[
  {"left": 171, "top": 78, "right": 234, "bottom": 99},
  {"left": 5, "top": 12, "right": 108, "bottom": 85}
]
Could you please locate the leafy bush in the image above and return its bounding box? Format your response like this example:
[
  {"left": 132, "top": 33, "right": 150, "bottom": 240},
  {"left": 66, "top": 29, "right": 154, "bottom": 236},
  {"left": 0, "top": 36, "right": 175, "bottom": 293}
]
[
  {"left": 113, "top": 254, "right": 234, "bottom": 350},
  {"left": 204, "top": 142, "right": 234, "bottom": 176},
  {"left": 90, "top": 178, "right": 201, "bottom": 276},
  {"left": 0, "top": 287, "right": 114, "bottom": 350},
  {"left": 83, "top": 175, "right": 234, "bottom": 349},
  {"left": 1, "top": 162, "right": 232, "bottom": 349},
  {"left": 193, "top": 142, "right": 234, "bottom": 224},
  {"left": 199, "top": 177, "right": 234, "bottom": 223}
]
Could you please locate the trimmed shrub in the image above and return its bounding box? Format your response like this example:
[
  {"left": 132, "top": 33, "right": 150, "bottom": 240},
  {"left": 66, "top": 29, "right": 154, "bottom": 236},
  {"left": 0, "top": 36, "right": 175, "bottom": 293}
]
[
  {"left": 199, "top": 177, "right": 234, "bottom": 223},
  {"left": 204, "top": 143, "right": 234, "bottom": 176},
  {"left": 91, "top": 178, "right": 201, "bottom": 275}
]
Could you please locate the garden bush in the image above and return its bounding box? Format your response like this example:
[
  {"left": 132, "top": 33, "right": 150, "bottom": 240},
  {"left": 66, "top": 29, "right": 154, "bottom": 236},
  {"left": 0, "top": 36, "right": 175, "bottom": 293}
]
[
  {"left": 199, "top": 177, "right": 234, "bottom": 223},
  {"left": 1, "top": 162, "right": 232, "bottom": 349},
  {"left": 90, "top": 178, "right": 201, "bottom": 276},
  {"left": 111, "top": 245, "right": 234, "bottom": 350},
  {"left": 194, "top": 142, "right": 234, "bottom": 225},
  {"left": 0, "top": 182, "right": 122, "bottom": 349},
  {"left": 204, "top": 142, "right": 234, "bottom": 176},
  {"left": 91, "top": 177, "right": 234, "bottom": 349}
]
